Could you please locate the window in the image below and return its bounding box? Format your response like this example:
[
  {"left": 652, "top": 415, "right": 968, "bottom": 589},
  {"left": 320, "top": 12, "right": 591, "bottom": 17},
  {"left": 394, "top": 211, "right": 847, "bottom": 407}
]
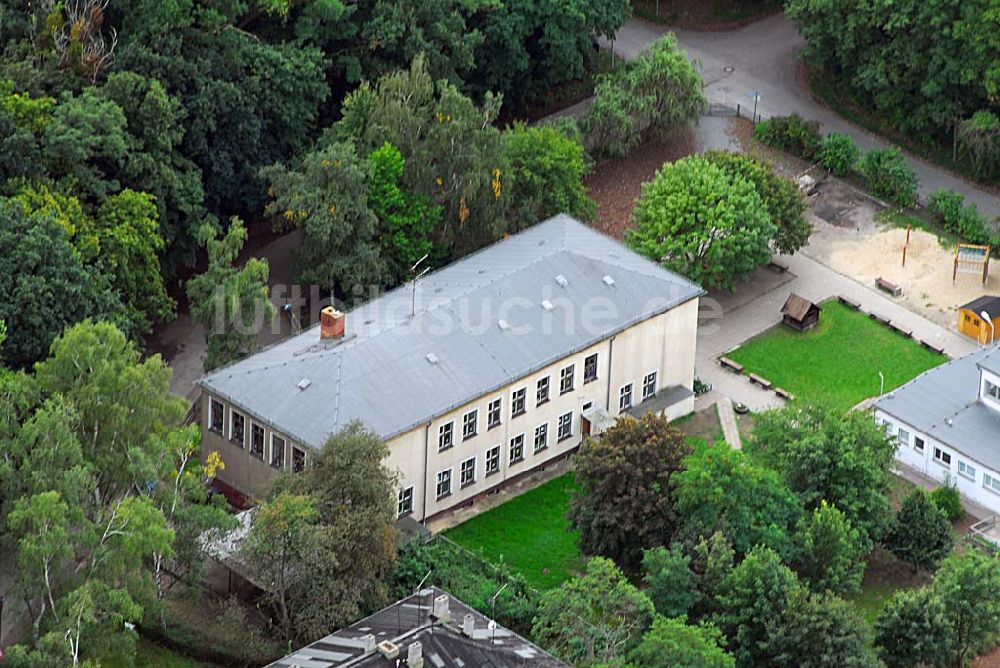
[
  {"left": 557, "top": 412, "right": 573, "bottom": 441},
  {"left": 882, "top": 421, "right": 895, "bottom": 437},
  {"left": 485, "top": 445, "right": 501, "bottom": 476},
  {"left": 642, "top": 371, "right": 658, "bottom": 401},
  {"left": 292, "top": 446, "right": 306, "bottom": 473},
  {"left": 250, "top": 423, "right": 265, "bottom": 459},
  {"left": 461, "top": 457, "right": 476, "bottom": 488},
  {"left": 966, "top": 313, "right": 972, "bottom": 322},
  {"left": 462, "top": 410, "right": 478, "bottom": 440},
  {"left": 560, "top": 364, "right": 575, "bottom": 395},
  {"left": 896, "top": 428, "right": 910, "bottom": 446},
  {"left": 584, "top": 353, "right": 599, "bottom": 383},
  {"left": 619, "top": 383, "right": 633, "bottom": 413},
  {"left": 933, "top": 447, "right": 952, "bottom": 466},
  {"left": 230, "top": 412, "right": 246, "bottom": 447},
  {"left": 438, "top": 421, "right": 454, "bottom": 450},
  {"left": 397, "top": 486, "right": 414, "bottom": 517},
  {"left": 986, "top": 381, "right": 1000, "bottom": 401},
  {"left": 487, "top": 398, "right": 502, "bottom": 430},
  {"left": 959, "top": 460, "right": 977, "bottom": 480},
  {"left": 511, "top": 388, "right": 526, "bottom": 417},
  {"left": 270, "top": 434, "right": 286, "bottom": 470},
  {"left": 209, "top": 399, "right": 225, "bottom": 433},
  {"left": 985, "top": 473, "right": 1000, "bottom": 495},
  {"left": 536, "top": 376, "right": 550, "bottom": 406},
  {"left": 914, "top": 436, "right": 925, "bottom": 452},
  {"left": 534, "top": 423, "right": 549, "bottom": 452},
  {"left": 509, "top": 434, "right": 525, "bottom": 464},
  {"left": 436, "top": 469, "right": 452, "bottom": 499}
]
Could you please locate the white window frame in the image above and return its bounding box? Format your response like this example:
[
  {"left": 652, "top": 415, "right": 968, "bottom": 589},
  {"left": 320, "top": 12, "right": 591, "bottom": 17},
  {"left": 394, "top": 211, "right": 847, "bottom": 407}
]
[
  {"left": 557, "top": 411, "right": 573, "bottom": 442},
  {"left": 209, "top": 398, "right": 225, "bottom": 433},
  {"left": 536, "top": 376, "right": 550, "bottom": 406},
  {"left": 438, "top": 421, "right": 455, "bottom": 451},
  {"left": 933, "top": 447, "right": 952, "bottom": 467},
  {"left": 436, "top": 469, "right": 453, "bottom": 499},
  {"left": 619, "top": 383, "right": 633, "bottom": 413},
  {"left": 584, "top": 353, "right": 599, "bottom": 383},
  {"left": 397, "top": 486, "right": 414, "bottom": 517},
  {"left": 959, "top": 460, "right": 977, "bottom": 481},
  {"left": 560, "top": 364, "right": 575, "bottom": 395},
  {"left": 487, "top": 397, "right": 502, "bottom": 430},
  {"left": 986, "top": 473, "right": 1000, "bottom": 495},
  {"left": 511, "top": 387, "right": 527, "bottom": 417},
  {"left": 914, "top": 436, "right": 925, "bottom": 452},
  {"left": 534, "top": 423, "right": 549, "bottom": 452},
  {"left": 896, "top": 428, "right": 910, "bottom": 447},
  {"left": 460, "top": 457, "right": 477, "bottom": 488},
  {"left": 485, "top": 445, "right": 501, "bottom": 476},
  {"left": 642, "top": 370, "right": 658, "bottom": 401},
  {"left": 250, "top": 422, "right": 265, "bottom": 459},
  {"left": 270, "top": 433, "right": 286, "bottom": 470},
  {"left": 230, "top": 411, "right": 246, "bottom": 447},
  {"left": 985, "top": 380, "right": 1000, "bottom": 401},
  {"left": 462, "top": 410, "right": 478, "bottom": 440},
  {"left": 509, "top": 434, "right": 525, "bottom": 464}
]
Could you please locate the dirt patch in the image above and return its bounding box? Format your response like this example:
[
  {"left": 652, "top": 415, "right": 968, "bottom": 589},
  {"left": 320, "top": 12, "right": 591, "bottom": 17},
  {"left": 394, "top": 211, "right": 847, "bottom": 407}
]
[{"left": 676, "top": 404, "right": 724, "bottom": 443}]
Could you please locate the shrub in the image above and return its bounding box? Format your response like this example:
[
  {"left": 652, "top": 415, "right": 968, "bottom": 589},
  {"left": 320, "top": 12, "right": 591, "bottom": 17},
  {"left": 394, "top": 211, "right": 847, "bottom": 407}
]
[
  {"left": 884, "top": 488, "right": 954, "bottom": 572},
  {"left": 819, "top": 132, "right": 860, "bottom": 176},
  {"left": 931, "top": 480, "right": 964, "bottom": 523},
  {"left": 753, "top": 115, "right": 822, "bottom": 159},
  {"left": 927, "top": 189, "right": 992, "bottom": 245},
  {"left": 857, "top": 148, "right": 918, "bottom": 206}
]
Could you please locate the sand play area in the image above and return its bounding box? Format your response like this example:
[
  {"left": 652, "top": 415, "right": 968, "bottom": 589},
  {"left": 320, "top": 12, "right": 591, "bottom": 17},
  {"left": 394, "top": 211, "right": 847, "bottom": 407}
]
[{"left": 803, "top": 179, "right": 1000, "bottom": 330}]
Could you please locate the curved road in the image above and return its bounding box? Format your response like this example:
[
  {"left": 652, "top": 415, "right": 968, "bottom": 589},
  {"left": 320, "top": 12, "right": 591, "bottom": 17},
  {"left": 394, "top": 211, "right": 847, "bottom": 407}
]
[{"left": 608, "top": 14, "right": 999, "bottom": 217}]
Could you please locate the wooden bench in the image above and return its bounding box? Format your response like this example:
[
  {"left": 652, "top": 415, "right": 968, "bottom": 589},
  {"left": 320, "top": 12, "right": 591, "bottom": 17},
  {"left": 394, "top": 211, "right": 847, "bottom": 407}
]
[
  {"left": 876, "top": 276, "right": 902, "bottom": 297},
  {"left": 748, "top": 373, "right": 772, "bottom": 390},
  {"left": 774, "top": 387, "right": 794, "bottom": 401},
  {"left": 837, "top": 295, "right": 861, "bottom": 310},
  {"left": 921, "top": 339, "right": 946, "bottom": 355},
  {"left": 768, "top": 260, "right": 789, "bottom": 274},
  {"left": 889, "top": 323, "right": 913, "bottom": 338},
  {"left": 719, "top": 356, "right": 744, "bottom": 374},
  {"left": 868, "top": 312, "right": 892, "bottom": 326}
]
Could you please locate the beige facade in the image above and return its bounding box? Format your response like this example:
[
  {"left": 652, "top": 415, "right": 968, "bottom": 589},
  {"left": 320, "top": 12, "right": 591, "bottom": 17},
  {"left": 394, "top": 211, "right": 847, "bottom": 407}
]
[{"left": 200, "top": 297, "right": 700, "bottom": 518}]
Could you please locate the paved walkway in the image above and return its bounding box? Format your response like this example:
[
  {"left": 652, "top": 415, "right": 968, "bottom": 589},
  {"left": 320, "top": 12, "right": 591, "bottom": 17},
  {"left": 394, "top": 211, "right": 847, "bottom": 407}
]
[
  {"left": 715, "top": 397, "right": 742, "bottom": 449},
  {"left": 695, "top": 250, "right": 979, "bottom": 410},
  {"left": 604, "top": 15, "right": 999, "bottom": 217}
]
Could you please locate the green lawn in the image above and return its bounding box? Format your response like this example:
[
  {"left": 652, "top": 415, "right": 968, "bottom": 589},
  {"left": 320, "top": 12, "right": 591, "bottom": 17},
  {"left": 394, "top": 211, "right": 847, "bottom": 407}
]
[
  {"left": 727, "top": 300, "right": 944, "bottom": 412},
  {"left": 445, "top": 474, "right": 583, "bottom": 590}
]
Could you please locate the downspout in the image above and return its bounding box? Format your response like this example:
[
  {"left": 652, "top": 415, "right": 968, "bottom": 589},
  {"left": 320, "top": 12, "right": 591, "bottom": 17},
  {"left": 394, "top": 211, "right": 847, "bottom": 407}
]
[
  {"left": 605, "top": 336, "right": 616, "bottom": 408},
  {"left": 421, "top": 421, "right": 431, "bottom": 524}
]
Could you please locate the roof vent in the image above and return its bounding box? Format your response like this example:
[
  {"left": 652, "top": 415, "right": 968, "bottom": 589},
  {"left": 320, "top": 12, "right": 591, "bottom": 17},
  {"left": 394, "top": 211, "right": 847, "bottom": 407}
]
[
  {"left": 377, "top": 640, "right": 399, "bottom": 660},
  {"left": 432, "top": 594, "right": 451, "bottom": 622},
  {"left": 407, "top": 642, "right": 424, "bottom": 668},
  {"left": 297, "top": 378, "right": 312, "bottom": 391},
  {"left": 603, "top": 275, "right": 616, "bottom": 286},
  {"left": 462, "top": 613, "right": 475, "bottom": 637},
  {"left": 426, "top": 353, "right": 439, "bottom": 365},
  {"left": 555, "top": 275, "right": 568, "bottom": 288},
  {"left": 361, "top": 634, "right": 376, "bottom": 653},
  {"left": 498, "top": 319, "right": 510, "bottom": 331},
  {"left": 541, "top": 300, "right": 554, "bottom": 311},
  {"left": 946, "top": 418, "right": 954, "bottom": 427}
]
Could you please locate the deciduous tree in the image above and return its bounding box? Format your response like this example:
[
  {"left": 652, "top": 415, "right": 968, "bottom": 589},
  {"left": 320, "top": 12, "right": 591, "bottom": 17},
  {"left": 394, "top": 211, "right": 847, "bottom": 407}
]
[
  {"left": 629, "top": 616, "right": 735, "bottom": 668},
  {"left": 768, "top": 589, "right": 880, "bottom": 668},
  {"left": 884, "top": 488, "right": 953, "bottom": 572},
  {"left": 874, "top": 587, "right": 953, "bottom": 668},
  {"left": 934, "top": 552, "right": 1000, "bottom": 667},
  {"left": 794, "top": 502, "right": 866, "bottom": 596}
]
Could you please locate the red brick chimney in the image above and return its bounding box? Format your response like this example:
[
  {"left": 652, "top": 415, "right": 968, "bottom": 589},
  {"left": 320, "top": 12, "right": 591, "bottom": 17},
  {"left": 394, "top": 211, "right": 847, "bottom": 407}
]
[{"left": 320, "top": 306, "right": 345, "bottom": 339}]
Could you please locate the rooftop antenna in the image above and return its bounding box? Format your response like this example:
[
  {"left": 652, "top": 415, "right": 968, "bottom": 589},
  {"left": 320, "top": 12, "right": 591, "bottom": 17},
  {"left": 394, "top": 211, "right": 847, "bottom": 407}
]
[
  {"left": 410, "top": 254, "right": 430, "bottom": 317},
  {"left": 414, "top": 570, "right": 432, "bottom": 629},
  {"left": 489, "top": 583, "right": 508, "bottom": 645}
]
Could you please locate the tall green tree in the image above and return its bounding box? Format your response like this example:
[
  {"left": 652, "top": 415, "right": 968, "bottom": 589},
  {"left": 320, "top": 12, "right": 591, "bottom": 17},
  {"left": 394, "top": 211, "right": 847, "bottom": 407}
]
[
  {"left": 794, "top": 502, "right": 866, "bottom": 596},
  {"left": 186, "top": 219, "right": 275, "bottom": 372},
  {"left": 532, "top": 557, "right": 656, "bottom": 667},
  {"left": 768, "top": 590, "right": 880, "bottom": 668},
  {"left": 673, "top": 445, "right": 802, "bottom": 562},
  {"left": 629, "top": 616, "right": 735, "bottom": 668},
  {"left": 874, "top": 587, "right": 953, "bottom": 668},
  {"left": 642, "top": 544, "right": 697, "bottom": 619},
  {"left": 627, "top": 156, "right": 778, "bottom": 290},
  {"left": 568, "top": 413, "right": 692, "bottom": 573},
  {"left": 884, "top": 488, "right": 954, "bottom": 572},
  {"left": 934, "top": 552, "right": 1000, "bottom": 667}
]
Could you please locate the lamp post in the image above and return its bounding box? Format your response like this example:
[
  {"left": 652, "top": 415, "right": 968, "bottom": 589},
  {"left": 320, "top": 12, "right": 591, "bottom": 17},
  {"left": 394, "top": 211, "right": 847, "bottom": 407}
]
[
  {"left": 749, "top": 91, "right": 762, "bottom": 123},
  {"left": 982, "top": 310, "right": 995, "bottom": 345},
  {"left": 489, "top": 583, "right": 508, "bottom": 645},
  {"left": 879, "top": 371, "right": 885, "bottom": 397}
]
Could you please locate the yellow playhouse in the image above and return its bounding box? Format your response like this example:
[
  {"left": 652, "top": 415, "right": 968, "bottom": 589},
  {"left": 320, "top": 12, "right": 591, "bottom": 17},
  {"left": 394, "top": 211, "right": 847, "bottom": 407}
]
[{"left": 958, "top": 296, "right": 1000, "bottom": 343}]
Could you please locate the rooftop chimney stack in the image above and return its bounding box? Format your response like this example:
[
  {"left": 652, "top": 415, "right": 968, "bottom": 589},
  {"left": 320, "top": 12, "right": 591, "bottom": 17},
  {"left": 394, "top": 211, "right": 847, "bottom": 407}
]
[
  {"left": 361, "top": 634, "right": 376, "bottom": 653},
  {"left": 320, "top": 306, "right": 345, "bottom": 340},
  {"left": 407, "top": 641, "right": 424, "bottom": 668},
  {"left": 462, "top": 613, "right": 475, "bottom": 637},
  {"left": 432, "top": 594, "right": 451, "bottom": 622}
]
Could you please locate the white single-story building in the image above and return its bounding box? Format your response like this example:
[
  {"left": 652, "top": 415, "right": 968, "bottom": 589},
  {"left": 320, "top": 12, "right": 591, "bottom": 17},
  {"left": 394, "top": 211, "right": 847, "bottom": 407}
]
[{"left": 874, "top": 344, "right": 1000, "bottom": 512}]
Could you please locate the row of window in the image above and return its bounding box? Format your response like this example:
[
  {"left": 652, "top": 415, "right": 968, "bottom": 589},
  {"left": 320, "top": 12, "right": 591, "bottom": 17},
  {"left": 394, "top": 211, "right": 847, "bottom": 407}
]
[
  {"left": 618, "top": 371, "right": 659, "bottom": 413},
  {"left": 209, "top": 398, "right": 306, "bottom": 473},
  {"left": 437, "top": 353, "right": 601, "bottom": 451},
  {"left": 398, "top": 411, "right": 578, "bottom": 516},
  {"left": 888, "top": 418, "right": 1000, "bottom": 495}
]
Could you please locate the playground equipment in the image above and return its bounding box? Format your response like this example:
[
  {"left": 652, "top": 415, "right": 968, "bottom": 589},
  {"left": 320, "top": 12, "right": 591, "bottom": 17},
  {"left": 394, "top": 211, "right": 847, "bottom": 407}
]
[{"left": 953, "top": 243, "right": 991, "bottom": 284}]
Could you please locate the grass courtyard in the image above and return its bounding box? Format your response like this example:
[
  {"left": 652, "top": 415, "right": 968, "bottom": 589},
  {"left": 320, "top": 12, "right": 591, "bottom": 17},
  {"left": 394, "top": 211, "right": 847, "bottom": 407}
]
[
  {"left": 726, "top": 300, "right": 944, "bottom": 412},
  {"left": 444, "top": 473, "right": 583, "bottom": 590}
]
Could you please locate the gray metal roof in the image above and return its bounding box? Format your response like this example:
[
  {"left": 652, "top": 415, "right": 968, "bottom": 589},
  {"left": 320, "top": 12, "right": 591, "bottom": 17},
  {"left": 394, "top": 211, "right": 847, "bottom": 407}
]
[
  {"left": 980, "top": 348, "right": 1000, "bottom": 376},
  {"left": 876, "top": 345, "right": 1000, "bottom": 468},
  {"left": 267, "top": 586, "right": 568, "bottom": 668},
  {"left": 198, "top": 215, "right": 703, "bottom": 447}
]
